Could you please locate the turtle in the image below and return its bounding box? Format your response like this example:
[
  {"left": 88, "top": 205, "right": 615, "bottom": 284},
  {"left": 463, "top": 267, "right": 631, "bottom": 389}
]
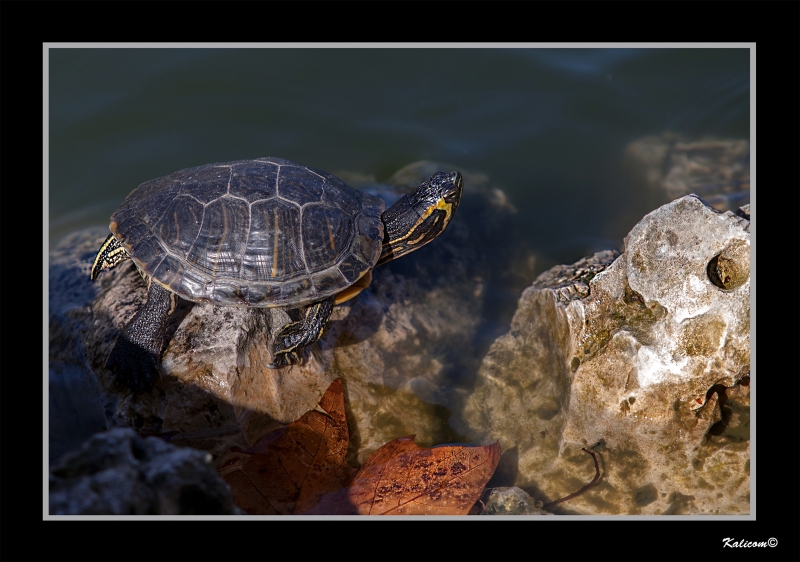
[{"left": 91, "top": 157, "right": 463, "bottom": 392}]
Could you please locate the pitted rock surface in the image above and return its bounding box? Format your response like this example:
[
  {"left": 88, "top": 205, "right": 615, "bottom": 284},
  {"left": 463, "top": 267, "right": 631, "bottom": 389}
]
[{"left": 461, "top": 195, "right": 750, "bottom": 515}]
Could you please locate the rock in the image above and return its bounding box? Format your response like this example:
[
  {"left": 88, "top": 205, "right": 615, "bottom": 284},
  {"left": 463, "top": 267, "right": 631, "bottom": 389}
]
[
  {"left": 49, "top": 228, "right": 116, "bottom": 463},
  {"left": 622, "top": 133, "right": 750, "bottom": 212},
  {"left": 49, "top": 428, "right": 238, "bottom": 515},
  {"left": 49, "top": 364, "right": 106, "bottom": 463},
  {"left": 461, "top": 195, "right": 750, "bottom": 515},
  {"left": 478, "top": 487, "right": 552, "bottom": 515},
  {"left": 48, "top": 162, "right": 532, "bottom": 479}
]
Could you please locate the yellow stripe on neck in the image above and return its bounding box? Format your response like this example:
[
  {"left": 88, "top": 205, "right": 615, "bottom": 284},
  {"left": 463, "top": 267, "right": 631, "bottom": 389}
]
[
  {"left": 421, "top": 197, "right": 452, "bottom": 224},
  {"left": 391, "top": 198, "right": 452, "bottom": 246}
]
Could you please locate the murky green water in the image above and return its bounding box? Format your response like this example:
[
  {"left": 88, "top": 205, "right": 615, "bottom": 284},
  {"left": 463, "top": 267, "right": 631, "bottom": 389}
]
[{"left": 48, "top": 47, "right": 749, "bottom": 259}]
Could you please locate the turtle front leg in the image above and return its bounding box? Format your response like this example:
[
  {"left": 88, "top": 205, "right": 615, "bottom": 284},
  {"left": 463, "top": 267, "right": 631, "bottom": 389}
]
[
  {"left": 106, "top": 280, "right": 177, "bottom": 393},
  {"left": 268, "top": 296, "right": 336, "bottom": 369}
]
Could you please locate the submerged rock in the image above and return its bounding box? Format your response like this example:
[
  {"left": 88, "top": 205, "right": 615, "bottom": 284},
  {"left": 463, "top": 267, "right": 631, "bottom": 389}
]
[
  {"left": 478, "top": 487, "right": 552, "bottom": 516},
  {"left": 622, "top": 133, "right": 750, "bottom": 212},
  {"left": 461, "top": 195, "right": 750, "bottom": 515}
]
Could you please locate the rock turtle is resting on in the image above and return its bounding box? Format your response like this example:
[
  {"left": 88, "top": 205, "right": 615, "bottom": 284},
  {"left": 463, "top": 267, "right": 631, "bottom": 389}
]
[{"left": 91, "top": 157, "right": 463, "bottom": 392}]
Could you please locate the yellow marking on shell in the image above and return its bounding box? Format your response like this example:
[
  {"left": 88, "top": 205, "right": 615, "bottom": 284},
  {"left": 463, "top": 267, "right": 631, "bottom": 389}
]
[
  {"left": 271, "top": 208, "right": 279, "bottom": 278},
  {"left": 172, "top": 210, "right": 181, "bottom": 244},
  {"left": 390, "top": 198, "right": 453, "bottom": 246},
  {"left": 334, "top": 269, "right": 372, "bottom": 304},
  {"left": 326, "top": 216, "right": 336, "bottom": 252},
  {"left": 213, "top": 204, "right": 230, "bottom": 275}
]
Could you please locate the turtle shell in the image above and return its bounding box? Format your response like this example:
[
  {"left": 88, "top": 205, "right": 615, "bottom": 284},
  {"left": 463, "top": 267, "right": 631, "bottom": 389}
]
[{"left": 109, "top": 157, "right": 386, "bottom": 307}]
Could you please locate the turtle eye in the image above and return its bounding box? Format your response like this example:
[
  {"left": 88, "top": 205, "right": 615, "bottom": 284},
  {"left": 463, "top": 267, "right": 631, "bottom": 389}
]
[
  {"left": 452, "top": 172, "right": 463, "bottom": 191},
  {"left": 444, "top": 172, "right": 463, "bottom": 206}
]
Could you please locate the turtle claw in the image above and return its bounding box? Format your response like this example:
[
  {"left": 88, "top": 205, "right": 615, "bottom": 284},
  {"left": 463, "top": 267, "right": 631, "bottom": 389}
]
[
  {"left": 106, "top": 335, "right": 162, "bottom": 393},
  {"left": 266, "top": 349, "right": 300, "bottom": 369},
  {"left": 267, "top": 297, "right": 335, "bottom": 369}
]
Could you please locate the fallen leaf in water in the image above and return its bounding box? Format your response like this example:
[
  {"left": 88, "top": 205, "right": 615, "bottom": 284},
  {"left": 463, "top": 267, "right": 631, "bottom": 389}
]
[
  {"left": 220, "top": 379, "right": 500, "bottom": 515},
  {"left": 219, "top": 378, "right": 355, "bottom": 514},
  {"left": 310, "top": 435, "right": 501, "bottom": 515}
]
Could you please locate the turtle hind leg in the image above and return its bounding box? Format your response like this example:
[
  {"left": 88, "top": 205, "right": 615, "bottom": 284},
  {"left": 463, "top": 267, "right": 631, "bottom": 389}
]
[
  {"left": 107, "top": 280, "right": 177, "bottom": 393},
  {"left": 268, "top": 296, "right": 336, "bottom": 369}
]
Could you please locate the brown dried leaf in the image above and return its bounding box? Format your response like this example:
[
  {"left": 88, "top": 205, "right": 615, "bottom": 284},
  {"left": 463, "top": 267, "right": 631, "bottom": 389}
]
[
  {"left": 309, "top": 436, "right": 501, "bottom": 515},
  {"left": 218, "top": 378, "right": 356, "bottom": 514},
  {"left": 220, "top": 378, "right": 501, "bottom": 515}
]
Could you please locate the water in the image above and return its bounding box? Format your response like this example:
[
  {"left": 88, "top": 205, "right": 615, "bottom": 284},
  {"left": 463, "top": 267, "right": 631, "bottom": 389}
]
[{"left": 48, "top": 47, "right": 750, "bottom": 265}]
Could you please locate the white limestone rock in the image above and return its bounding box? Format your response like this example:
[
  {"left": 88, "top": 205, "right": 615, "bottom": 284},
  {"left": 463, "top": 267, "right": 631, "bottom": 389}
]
[{"left": 462, "top": 195, "right": 750, "bottom": 515}]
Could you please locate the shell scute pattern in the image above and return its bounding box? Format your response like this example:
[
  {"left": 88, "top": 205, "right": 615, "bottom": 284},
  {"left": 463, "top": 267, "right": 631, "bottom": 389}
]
[
  {"left": 110, "top": 157, "right": 385, "bottom": 307},
  {"left": 228, "top": 160, "right": 278, "bottom": 203}
]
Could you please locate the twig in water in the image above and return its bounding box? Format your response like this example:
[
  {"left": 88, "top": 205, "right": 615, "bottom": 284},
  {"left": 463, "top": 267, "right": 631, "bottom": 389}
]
[{"left": 543, "top": 447, "right": 601, "bottom": 508}]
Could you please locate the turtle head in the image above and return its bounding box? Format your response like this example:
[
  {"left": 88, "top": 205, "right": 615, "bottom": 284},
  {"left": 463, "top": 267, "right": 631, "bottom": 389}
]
[{"left": 378, "top": 171, "right": 463, "bottom": 265}]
